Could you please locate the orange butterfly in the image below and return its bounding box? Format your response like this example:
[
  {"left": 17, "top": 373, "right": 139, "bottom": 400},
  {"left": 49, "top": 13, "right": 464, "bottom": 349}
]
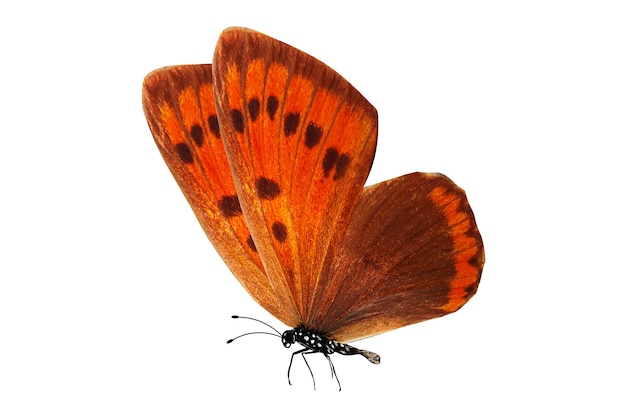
[{"left": 142, "top": 27, "right": 484, "bottom": 390}]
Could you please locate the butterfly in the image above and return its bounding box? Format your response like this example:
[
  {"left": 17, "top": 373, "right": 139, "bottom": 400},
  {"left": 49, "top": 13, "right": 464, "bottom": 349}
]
[{"left": 142, "top": 27, "right": 484, "bottom": 390}]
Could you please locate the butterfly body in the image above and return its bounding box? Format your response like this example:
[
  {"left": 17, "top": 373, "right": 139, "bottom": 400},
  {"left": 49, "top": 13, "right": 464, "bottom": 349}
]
[
  {"left": 282, "top": 326, "right": 380, "bottom": 363},
  {"left": 142, "top": 27, "right": 485, "bottom": 389},
  {"left": 281, "top": 325, "right": 380, "bottom": 390}
]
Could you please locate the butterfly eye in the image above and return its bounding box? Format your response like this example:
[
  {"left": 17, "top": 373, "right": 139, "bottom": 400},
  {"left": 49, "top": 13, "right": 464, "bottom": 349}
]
[{"left": 281, "top": 330, "right": 295, "bottom": 347}]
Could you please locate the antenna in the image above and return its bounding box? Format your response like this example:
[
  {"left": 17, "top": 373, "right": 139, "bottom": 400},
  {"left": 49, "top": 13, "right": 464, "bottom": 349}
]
[{"left": 226, "top": 315, "right": 282, "bottom": 343}]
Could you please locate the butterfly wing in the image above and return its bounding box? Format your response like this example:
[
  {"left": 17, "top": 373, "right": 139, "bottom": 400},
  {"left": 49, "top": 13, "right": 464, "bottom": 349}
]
[
  {"left": 143, "top": 30, "right": 483, "bottom": 345},
  {"left": 212, "top": 28, "right": 378, "bottom": 325},
  {"left": 142, "top": 64, "right": 293, "bottom": 325},
  {"left": 307, "top": 172, "right": 484, "bottom": 342}
]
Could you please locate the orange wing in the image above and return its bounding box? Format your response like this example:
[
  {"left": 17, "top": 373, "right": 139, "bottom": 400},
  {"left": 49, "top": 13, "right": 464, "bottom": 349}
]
[
  {"left": 142, "top": 64, "right": 291, "bottom": 324},
  {"left": 312, "top": 172, "right": 484, "bottom": 342},
  {"left": 212, "top": 28, "right": 378, "bottom": 326}
]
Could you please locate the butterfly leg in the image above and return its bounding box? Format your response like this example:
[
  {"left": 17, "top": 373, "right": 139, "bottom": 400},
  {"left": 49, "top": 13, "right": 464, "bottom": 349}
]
[
  {"left": 301, "top": 351, "right": 319, "bottom": 390},
  {"left": 323, "top": 353, "right": 341, "bottom": 391},
  {"left": 288, "top": 348, "right": 316, "bottom": 389}
]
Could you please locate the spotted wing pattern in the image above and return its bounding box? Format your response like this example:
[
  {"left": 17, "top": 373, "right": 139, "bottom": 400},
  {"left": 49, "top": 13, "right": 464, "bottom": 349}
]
[
  {"left": 142, "top": 64, "right": 289, "bottom": 323},
  {"left": 212, "top": 28, "right": 377, "bottom": 326}
]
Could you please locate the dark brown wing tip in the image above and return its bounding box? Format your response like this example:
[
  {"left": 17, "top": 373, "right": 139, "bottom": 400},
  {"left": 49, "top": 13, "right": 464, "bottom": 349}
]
[
  {"left": 213, "top": 27, "right": 377, "bottom": 121},
  {"left": 142, "top": 64, "right": 213, "bottom": 96},
  {"left": 142, "top": 64, "right": 214, "bottom": 121}
]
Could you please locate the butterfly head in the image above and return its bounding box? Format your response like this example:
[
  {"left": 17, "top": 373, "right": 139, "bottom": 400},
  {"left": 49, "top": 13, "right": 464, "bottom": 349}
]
[{"left": 281, "top": 329, "right": 296, "bottom": 348}]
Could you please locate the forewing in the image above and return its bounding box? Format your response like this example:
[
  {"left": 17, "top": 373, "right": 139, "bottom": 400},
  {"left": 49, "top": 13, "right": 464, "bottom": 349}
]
[
  {"left": 142, "top": 65, "right": 293, "bottom": 325},
  {"left": 212, "top": 28, "right": 378, "bottom": 323},
  {"left": 311, "top": 172, "right": 485, "bottom": 342}
]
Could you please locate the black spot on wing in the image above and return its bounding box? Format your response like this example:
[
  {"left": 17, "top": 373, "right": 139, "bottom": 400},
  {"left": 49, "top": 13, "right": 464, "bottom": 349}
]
[
  {"left": 175, "top": 143, "right": 193, "bottom": 164},
  {"left": 284, "top": 112, "right": 300, "bottom": 136},
  {"left": 322, "top": 147, "right": 351, "bottom": 180},
  {"left": 248, "top": 98, "right": 260, "bottom": 121},
  {"left": 217, "top": 195, "right": 242, "bottom": 218},
  {"left": 231, "top": 109, "right": 244, "bottom": 133},
  {"left": 266, "top": 96, "right": 279, "bottom": 121},
  {"left": 272, "top": 222, "right": 287, "bottom": 242},
  {"left": 322, "top": 148, "right": 339, "bottom": 177},
  {"left": 246, "top": 235, "right": 257, "bottom": 252},
  {"left": 190, "top": 124, "right": 204, "bottom": 146},
  {"left": 255, "top": 177, "right": 281, "bottom": 199},
  {"left": 304, "top": 123, "right": 322, "bottom": 148},
  {"left": 208, "top": 115, "right": 220, "bottom": 138}
]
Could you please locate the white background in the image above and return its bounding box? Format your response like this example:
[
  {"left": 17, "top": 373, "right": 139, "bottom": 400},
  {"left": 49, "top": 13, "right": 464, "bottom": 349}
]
[{"left": 1, "top": 1, "right": 624, "bottom": 415}]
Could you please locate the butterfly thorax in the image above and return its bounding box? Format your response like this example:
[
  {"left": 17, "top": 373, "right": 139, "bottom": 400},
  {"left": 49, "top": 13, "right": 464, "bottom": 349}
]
[{"left": 282, "top": 325, "right": 380, "bottom": 364}]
